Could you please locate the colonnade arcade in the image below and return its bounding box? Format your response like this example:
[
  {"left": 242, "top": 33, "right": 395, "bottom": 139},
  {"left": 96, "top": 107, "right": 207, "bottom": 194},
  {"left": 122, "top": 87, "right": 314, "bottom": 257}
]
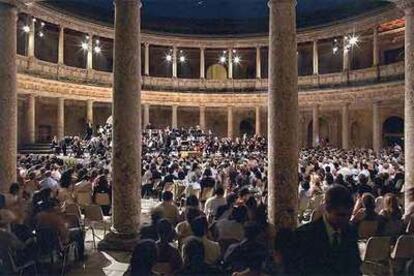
[{"left": 1, "top": 0, "right": 414, "bottom": 248}]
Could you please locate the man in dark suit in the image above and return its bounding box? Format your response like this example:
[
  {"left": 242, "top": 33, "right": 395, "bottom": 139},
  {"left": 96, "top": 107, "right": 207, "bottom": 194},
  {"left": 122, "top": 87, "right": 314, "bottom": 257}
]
[{"left": 287, "top": 185, "right": 361, "bottom": 275}]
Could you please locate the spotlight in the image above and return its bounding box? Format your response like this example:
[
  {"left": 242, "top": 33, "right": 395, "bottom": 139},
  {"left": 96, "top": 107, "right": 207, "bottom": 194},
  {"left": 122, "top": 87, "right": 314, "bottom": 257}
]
[
  {"left": 348, "top": 35, "right": 359, "bottom": 46},
  {"left": 22, "top": 25, "right": 30, "bottom": 33},
  {"left": 32, "top": 18, "right": 36, "bottom": 22},
  {"left": 40, "top": 22, "right": 45, "bottom": 27},
  {"left": 96, "top": 39, "right": 100, "bottom": 45},
  {"left": 38, "top": 31, "right": 44, "bottom": 38},
  {"left": 179, "top": 56, "right": 186, "bottom": 63},
  {"left": 233, "top": 56, "right": 241, "bottom": 64},
  {"left": 166, "top": 54, "right": 172, "bottom": 62},
  {"left": 232, "top": 49, "right": 236, "bottom": 53},
  {"left": 219, "top": 56, "right": 226, "bottom": 63},
  {"left": 94, "top": 46, "right": 101, "bottom": 54},
  {"left": 85, "top": 35, "right": 90, "bottom": 40},
  {"left": 81, "top": 42, "right": 89, "bottom": 51},
  {"left": 332, "top": 46, "right": 339, "bottom": 54}
]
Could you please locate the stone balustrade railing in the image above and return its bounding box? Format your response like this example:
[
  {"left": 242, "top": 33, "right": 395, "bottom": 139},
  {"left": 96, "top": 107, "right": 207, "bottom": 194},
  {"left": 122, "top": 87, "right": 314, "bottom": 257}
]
[{"left": 16, "top": 55, "right": 405, "bottom": 93}]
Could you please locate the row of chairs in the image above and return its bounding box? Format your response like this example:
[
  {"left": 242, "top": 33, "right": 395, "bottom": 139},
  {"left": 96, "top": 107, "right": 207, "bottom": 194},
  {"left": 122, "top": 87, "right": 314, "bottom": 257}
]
[{"left": 361, "top": 235, "right": 414, "bottom": 275}]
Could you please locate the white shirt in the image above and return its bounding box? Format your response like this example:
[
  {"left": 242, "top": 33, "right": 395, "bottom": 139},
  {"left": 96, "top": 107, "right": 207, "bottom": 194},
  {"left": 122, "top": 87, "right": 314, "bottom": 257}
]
[
  {"left": 40, "top": 177, "right": 59, "bottom": 190},
  {"left": 204, "top": 195, "right": 226, "bottom": 219}
]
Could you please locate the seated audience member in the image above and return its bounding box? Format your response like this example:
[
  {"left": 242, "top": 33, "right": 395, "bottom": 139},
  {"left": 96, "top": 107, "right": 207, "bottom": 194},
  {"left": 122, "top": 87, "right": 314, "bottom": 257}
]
[
  {"left": 204, "top": 187, "right": 226, "bottom": 222},
  {"left": 176, "top": 208, "right": 201, "bottom": 248},
  {"left": 287, "top": 185, "right": 361, "bottom": 275},
  {"left": 130, "top": 239, "right": 158, "bottom": 276},
  {"left": 73, "top": 168, "right": 92, "bottom": 202},
  {"left": 153, "top": 219, "right": 182, "bottom": 274},
  {"left": 215, "top": 206, "right": 247, "bottom": 242},
  {"left": 178, "top": 236, "right": 220, "bottom": 275},
  {"left": 24, "top": 172, "right": 39, "bottom": 199},
  {"left": 351, "top": 193, "right": 385, "bottom": 235},
  {"left": 39, "top": 171, "right": 59, "bottom": 192},
  {"left": 237, "top": 187, "right": 251, "bottom": 206},
  {"left": 92, "top": 174, "right": 111, "bottom": 216},
  {"left": 139, "top": 210, "right": 162, "bottom": 241},
  {"left": 224, "top": 222, "right": 268, "bottom": 273},
  {"left": 215, "top": 193, "right": 237, "bottom": 221},
  {"left": 379, "top": 193, "right": 403, "bottom": 237},
  {"left": 152, "top": 191, "right": 180, "bottom": 226},
  {"left": 35, "top": 200, "right": 85, "bottom": 261},
  {"left": 189, "top": 215, "right": 220, "bottom": 265}
]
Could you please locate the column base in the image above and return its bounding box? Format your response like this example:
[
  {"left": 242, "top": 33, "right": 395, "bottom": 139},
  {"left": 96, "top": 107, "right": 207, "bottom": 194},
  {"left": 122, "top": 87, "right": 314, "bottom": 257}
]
[{"left": 97, "top": 231, "right": 139, "bottom": 252}]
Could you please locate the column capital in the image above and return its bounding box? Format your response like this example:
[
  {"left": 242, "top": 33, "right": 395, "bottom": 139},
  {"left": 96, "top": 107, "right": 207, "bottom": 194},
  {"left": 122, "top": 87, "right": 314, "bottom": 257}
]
[
  {"left": 144, "top": 41, "right": 149, "bottom": 47},
  {"left": 114, "top": 0, "right": 142, "bottom": 7},
  {"left": 268, "top": 0, "right": 296, "bottom": 8}
]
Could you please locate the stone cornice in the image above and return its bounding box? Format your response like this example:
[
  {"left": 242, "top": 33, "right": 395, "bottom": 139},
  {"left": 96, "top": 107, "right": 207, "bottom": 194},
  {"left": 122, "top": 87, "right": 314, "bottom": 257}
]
[
  {"left": 17, "top": 73, "right": 404, "bottom": 109},
  {"left": 17, "top": 3, "right": 401, "bottom": 48},
  {"left": 392, "top": 0, "right": 414, "bottom": 10}
]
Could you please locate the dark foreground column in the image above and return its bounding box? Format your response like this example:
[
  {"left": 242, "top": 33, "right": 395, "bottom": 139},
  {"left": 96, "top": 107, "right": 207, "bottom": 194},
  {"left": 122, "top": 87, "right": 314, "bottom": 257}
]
[
  {"left": 267, "top": 0, "right": 298, "bottom": 230},
  {"left": 0, "top": 1, "right": 17, "bottom": 193},
  {"left": 98, "top": 0, "right": 142, "bottom": 251}
]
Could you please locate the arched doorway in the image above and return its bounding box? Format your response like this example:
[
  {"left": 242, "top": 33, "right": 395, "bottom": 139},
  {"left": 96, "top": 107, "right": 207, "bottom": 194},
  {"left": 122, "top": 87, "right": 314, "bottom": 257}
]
[
  {"left": 206, "top": 64, "right": 227, "bottom": 80},
  {"left": 307, "top": 118, "right": 329, "bottom": 147},
  {"left": 383, "top": 116, "right": 404, "bottom": 147},
  {"left": 239, "top": 118, "right": 255, "bottom": 137}
]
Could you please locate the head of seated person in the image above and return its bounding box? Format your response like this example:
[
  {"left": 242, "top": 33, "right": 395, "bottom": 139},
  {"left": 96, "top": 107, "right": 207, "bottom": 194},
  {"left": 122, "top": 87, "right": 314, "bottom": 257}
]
[
  {"left": 162, "top": 191, "right": 174, "bottom": 203},
  {"left": 130, "top": 239, "right": 158, "bottom": 276},
  {"left": 230, "top": 206, "right": 248, "bottom": 224},
  {"left": 185, "top": 195, "right": 199, "bottom": 210},
  {"left": 361, "top": 193, "right": 377, "bottom": 217},
  {"left": 156, "top": 218, "right": 175, "bottom": 243},
  {"left": 324, "top": 185, "right": 354, "bottom": 231},
  {"left": 182, "top": 236, "right": 206, "bottom": 269},
  {"left": 190, "top": 215, "right": 208, "bottom": 238}
]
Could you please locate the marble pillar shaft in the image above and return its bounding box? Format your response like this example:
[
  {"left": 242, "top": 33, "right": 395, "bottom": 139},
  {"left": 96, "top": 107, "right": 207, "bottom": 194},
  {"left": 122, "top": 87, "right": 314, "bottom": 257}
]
[
  {"left": 57, "top": 98, "right": 65, "bottom": 140},
  {"left": 343, "top": 37, "right": 350, "bottom": 71},
  {"left": 228, "top": 50, "right": 233, "bottom": 79},
  {"left": 373, "top": 27, "right": 379, "bottom": 66},
  {"left": 86, "top": 100, "right": 93, "bottom": 123},
  {"left": 342, "top": 105, "right": 349, "bottom": 150},
  {"left": 111, "top": 0, "right": 141, "bottom": 235},
  {"left": 172, "top": 105, "right": 178, "bottom": 128},
  {"left": 87, "top": 34, "right": 93, "bottom": 70},
  {"left": 200, "top": 48, "right": 205, "bottom": 79},
  {"left": 255, "top": 106, "right": 261, "bottom": 136},
  {"left": 199, "top": 106, "right": 206, "bottom": 130},
  {"left": 256, "top": 47, "right": 261, "bottom": 79},
  {"left": 144, "top": 104, "right": 150, "bottom": 127},
  {"left": 227, "top": 106, "right": 233, "bottom": 138},
  {"left": 268, "top": 0, "right": 298, "bottom": 229},
  {"left": 144, "top": 43, "right": 149, "bottom": 76},
  {"left": 404, "top": 3, "right": 414, "bottom": 214},
  {"left": 0, "top": 2, "right": 17, "bottom": 193},
  {"left": 27, "top": 95, "right": 36, "bottom": 143},
  {"left": 312, "top": 105, "right": 320, "bottom": 147},
  {"left": 313, "top": 40, "right": 319, "bottom": 74},
  {"left": 172, "top": 47, "right": 177, "bottom": 78},
  {"left": 28, "top": 18, "right": 35, "bottom": 58},
  {"left": 58, "top": 27, "right": 65, "bottom": 64},
  {"left": 372, "top": 102, "right": 381, "bottom": 152}
]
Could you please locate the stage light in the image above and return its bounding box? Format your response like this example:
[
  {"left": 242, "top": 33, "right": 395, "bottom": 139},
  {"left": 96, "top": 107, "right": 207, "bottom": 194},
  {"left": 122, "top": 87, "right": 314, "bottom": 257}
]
[
  {"left": 332, "top": 46, "right": 339, "bottom": 54},
  {"left": 22, "top": 25, "right": 30, "bottom": 33},
  {"left": 96, "top": 39, "right": 100, "bottom": 45},
  {"left": 40, "top": 22, "right": 45, "bottom": 27},
  {"left": 234, "top": 56, "right": 241, "bottom": 64},
  {"left": 219, "top": 56, "right": 226, "bottom": 63},
  {"left": 81, "top": 42, "right": 89, "bottom": 51},
  {"left": 348, "top": 35, "right": 359, "bottom": 46},
  {"left": 166, "top": 54, "right": 172, "bottom": 62},
  {"left": 32, "top": 18, "right": 36, "bottom": 22},
  {"left": 94, "top": 46, "right": 101, "bottom": 54},
  {"left": 179, "top": 56, "right": 186, "bottom": 63},
  {"left": 38, "top": 31, "right": 44, "bottom": 38}
]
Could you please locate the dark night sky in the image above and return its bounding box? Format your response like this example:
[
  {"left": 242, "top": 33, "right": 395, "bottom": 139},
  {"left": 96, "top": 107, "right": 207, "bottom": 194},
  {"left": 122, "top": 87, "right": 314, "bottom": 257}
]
[{"left": 44, "top": 0, "right": 392, "bottom": 35}]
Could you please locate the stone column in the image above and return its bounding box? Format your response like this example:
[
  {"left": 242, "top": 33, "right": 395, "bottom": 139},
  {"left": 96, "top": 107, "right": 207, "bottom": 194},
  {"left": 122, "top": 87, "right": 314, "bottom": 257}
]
[
  {"left": 372, "top": 101, "right": 381, "bottom": 152},
  {"left": 227, "top": 106, "right": 233, "bottom": 138},
  {"left": 200, "top": 48, "right": 205, "bottom": 79},
  {"left": 313, "top": 40, "right": 319, "bottom": 75},
  {"left": 342, "top": 104, "right": 350, "bottom": 150},
  {"left": 373, "top": 27, "right": 379, "bottom": 67},
  {"left": 144, "top": 42, "right": 149, "bottom": 76},
  {"left": 255, "top": 106, "right": 261, "bottom": 136},
  {"left": 0, "top": 1, "right": 17, "bottom": 192},
  {"left": 395, "top": 0, "right": 414, "bottom": 214},
  {"left": 57, "top": 98, "right": 65, "bottom": 140},
  {"left": 228, "top": 49, "right": 233, "bottom": 79},
  {"left": 312, "top": 105, "right": 320, "bottom": 147},
  {"left": 172, "top": 105, "right": 178, "bottom": 128},
  {"left": 343, "top": 36, "right": 350, "bottom": 71},
  {"left": 87, "top": 34, "right": 93, "bottom": 70},
  {"left": 58, "top": 26, "right": 65, "bottom": 64},
  {"left": 28, "top": 17, "right": 35, "bottom": 58},
  {"left": 268, "top": 0, "right": 298, "bottom": 229},
  {"left": 27, "top": 94, "right": 36, "bottom": 144},
  {"left": 86, "top": 100, "right": 93, "bottom": 124},
  {"left": 144, "top": 104, "right": 150, "bottom": 127},
  {"left": 199, "top": 106, "right": 206, "bottom": 130},
  {"left": 256, "top": 46, "right": 261, "bottom": 79},
  {"left": 99, "top": 0, "right": 142, "bottom": 250},
  {"left": 172, "top": 46, "right": 177, "bottom": 78}
]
